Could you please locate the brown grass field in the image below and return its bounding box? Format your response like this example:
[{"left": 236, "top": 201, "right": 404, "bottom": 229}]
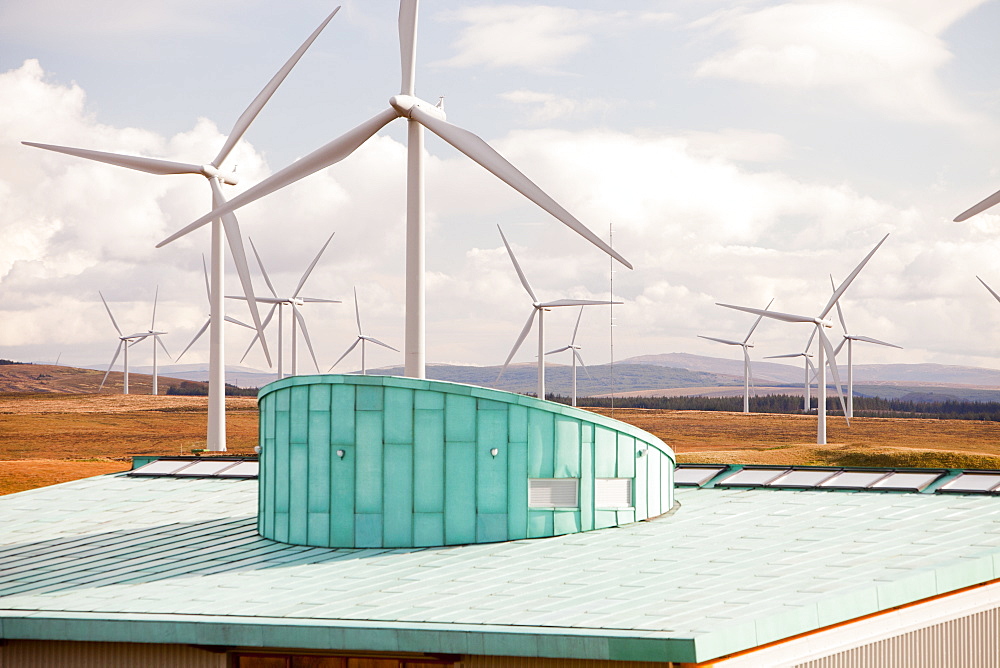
[{"left": 5, "top": 392, "right": 1000, "bottom": 495}]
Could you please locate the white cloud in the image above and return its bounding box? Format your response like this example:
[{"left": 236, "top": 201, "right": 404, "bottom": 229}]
[
  {"left": 437, "top": 6, "right": 671, "bottom": 70},
  {"left": 695, "top": 1, "right": 988, "bottom": 126},
  {"left": 499, "top": 89, "right": 614, "bottom": 123}
]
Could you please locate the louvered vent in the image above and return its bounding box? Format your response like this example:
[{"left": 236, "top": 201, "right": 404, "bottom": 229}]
[
  {"left": 595, "top": 478, "right": 633, "bottom": 508},
  {"left": 528, "top": 479, "right": 579, "bottom": 508}
]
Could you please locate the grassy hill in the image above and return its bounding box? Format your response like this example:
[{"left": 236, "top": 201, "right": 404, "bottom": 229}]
[{"left": 0, "top": 363, "right": 201, "bottom": 395}]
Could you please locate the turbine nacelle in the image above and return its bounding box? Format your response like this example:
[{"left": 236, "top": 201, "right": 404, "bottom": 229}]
[
  {"left": 200, "top": 164, "right": 239, "bottom": 186},
  {"left": 389, "top": 94, "right": 447, "bottom": 122}
]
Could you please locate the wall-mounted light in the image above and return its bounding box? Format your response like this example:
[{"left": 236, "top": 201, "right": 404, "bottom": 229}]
[
  {"left": 254, "top": 445, "right": 261, "bottom": 454},
  {"left": 490, "top": 448, "right": 499, "bottom": 458},
  {"left": 336, "top": 449, "right": 346, "bottom": 459}
]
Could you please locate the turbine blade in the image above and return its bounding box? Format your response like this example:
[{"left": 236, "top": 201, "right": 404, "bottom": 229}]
[
  {"left": 571, "top": 306, "right": 584, "bottom": 345},
  {"left": 99, "top": 292, "right": 123, "bottom": 336},
  {"left": 293, "top": 231, "right": 336, "bottom": 298},
  {"left": 249, "top": 237, "right": 279, "bottom": 298},
  {"left": 156, "top": 334, "right": 172, "bottom": 361},
  {"left": 718, "top": 303, "right": 814, "bottom": 324},
  {"left": 745, "top": 347, "right": 755, "bottom": 393},
  {"left": 201, "top": 254, "right": 212, "bottom": 301},
  {"left": 157, "top": 108, "right": 399, "bottom": 248},
  {"left": 212, "top": 180, "right": 272, "bottom": 367},
  {"left": 364, "top": 336, "right": 400, "bottom": 353},
  {"left": 224, "top": 315, "right": 254, "bottom": 329},
  {"left": 546, "top": 346, "right": 572, "bottom": 355},
  {"left": 819, "top": 233, "right": 889, "bottom": 319},
  {"left": 300, "top": 297, "right": 341, "bottom": 303},
  {"left": 955, "top": 187, "right": 1000, "bottom": 222},
  {"left": 699, "top": 335, "right": 742, "bottom": 346},
  {"left": 354, "top": 287, "right": 362, "bottom": 335},
  {"left": 831, "top": 275, "right": 849, "bottom": 333},
  {"left": 575, "top": 350, "right": 592, "bottom": 379},
  {"left": 329, "top": 338, "right": 361, "bottom": 372},
  {"left": 852, "top": 335, "right": 902, "bottom": 348},
  {"left": 177, "top": 319, "right": 210, "bottom": 362},
  {"left": 411, "top": 106, "right": 633, "bottom": 269},
  {"left": 22, "top": 142, "right": 202, "bottom": 176},
  {"left": 539, "top": 299, "right": 622, "bottom": 307},
  {"left": 212, "top": 7, "right": 340, "bottom": 168},
  {"left": 100, "top": 342, "right": 123, "bottom": 391},
  {"left": 804, "top": 327, "right": 818, "bottom": 353},
  {"left": 978, "top": 276, "right": 1000, "bottom": 305},
  {"left": 498, "top": 226, "right": 537, "bottom": 302},
  {"left": 764, "top": 353, "right": 805, "bottom": 359},
  {"left": 834, "top": 337, "right": 847, "bottom": 356},
  {"left": 497, "top": 309, "right": 537, "bottom": 381},
  {"left": 239, "top": 304, "right": 277, "bottom": 364},
  {"left": 150, "top": 286, "right": 159, "bottom": 330},
  {"left": 819, "top": 329, "right": 849, "bottom": 425},
  {"left": 399, "top": 0, "right": 418, "bottom": 95},
  {"left": 293, "top": 307, "right": 321, "bottom": 373},
  {"left": 743, "top": 297, "right": 773, "bottom": 343}
]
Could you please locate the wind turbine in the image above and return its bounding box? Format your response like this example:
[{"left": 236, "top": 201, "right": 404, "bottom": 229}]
[
  {"left": 718, "top": 234, "right": 889, "bottom": 444},
  {"left": 176, "top": 256, "right": 256, "bottom": 362},
  {"left": 98, "top": 291, "right": 167, "bottom": 395},
  {"left": 545, "top": 306, "right": 593, "bottom": 407},
  {"left": 329, "top": 288, "right": 399, "bottom": 375},
  {"left": 765, "top": 330, "right": 817, "bottom": 412},
  {"left": 158, "top": 0, "right": 633, "bottom": 383},
  {"left": 236, "top": 232, "right": 341, "bottom": 378},
  {"left": 699, "top": 298, "right": 773, "bottom": 414},
  {"left": 830, "top": 275, "right": 902, "bottom": 419},
  {"left": 23, "top": 8, "right": 340, "bottom": 450},
  {"left": 497, "top": 226, "right": 621, "bottom": 401}
]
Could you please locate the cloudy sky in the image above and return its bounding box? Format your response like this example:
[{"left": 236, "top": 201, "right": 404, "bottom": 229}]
[{"left": 3, "top": 0, "right": 1000, "bottom": 376}]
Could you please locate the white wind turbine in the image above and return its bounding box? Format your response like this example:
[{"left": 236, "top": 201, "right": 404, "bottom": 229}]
[
  {"left": 237, "top": 232, "right": 341, "bottom": 378},
  {"left": 158, "top": 0, "right": 632, "bottom": 383},
  {"left": 99, "top": 291, "right": 170, "bottom": 395},
  {"left": 718, "top": 234, "right": 889, "bottom": 444},
  {"left": 24, "top": 8, "right": 340, "bottom": 450},
  {"left": 830, "top": 275, "right": 901, "bottom": 419},
  {"left": 765, "top": 330, "right": 817, "bottom": 412},
  {"left": 497, "top": 226, "right": 621, "bottom": 400},
  {"left": 699, "top": 298, "right": 773, "bottom": 414},
  {"left": 545, "top": 306, "right": 593, "bottom": 407},
  {"left": 176, "top": 256, "right": 256, "bottom": 362},
  {"left": 329, "top": 288, "right": 399, "bottom": 375}
]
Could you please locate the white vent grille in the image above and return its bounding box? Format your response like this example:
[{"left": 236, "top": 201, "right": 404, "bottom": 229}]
[
  {"left": 595, "top": 478, "right": 633, "bottom": 509},
  {"left": 528, "top": 479, "right": 579, "bottom": 508}
]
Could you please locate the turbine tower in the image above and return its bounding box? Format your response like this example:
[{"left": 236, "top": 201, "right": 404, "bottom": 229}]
[
  {"left": 718, "top": 234, "right": 888, "bottom": 444},
  {"left": 830, "top": 276, "right": 901, "bottom": 419},
  {"left": 130, "top": 287, "right": 173, "bottom": 395},
  {"left": 329, "top": 288, "right": 400, "bottom": 375},
  {"left": 765, "top": 330, "right": 817, "bottom": 412},
  {"left": 24, "top": 8, "right": 340, "bottom": 450},
  {"left": 545, "top": 306, "right": 593, "bottom": 407},
  {"left": 496, "top": 226, "right": 621, "bottom": 401},
  {"left": 159, "top": 0, "right": 632, "bottom": 382},
  {"left": 236, "top": 232, "right": 341, "bottom": 378},
  {"left": 699, "top": 298, "right": 773, "bottom": 414}
]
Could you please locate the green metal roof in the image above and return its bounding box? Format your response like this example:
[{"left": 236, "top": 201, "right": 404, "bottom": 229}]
[{"left": 3, "top": 473, "right": 1000, "bottom": 663}]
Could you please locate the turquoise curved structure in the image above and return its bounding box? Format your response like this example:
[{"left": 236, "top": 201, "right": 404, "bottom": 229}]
[{"left": 257, "top": 375, "right": 675, "bottom": 548}]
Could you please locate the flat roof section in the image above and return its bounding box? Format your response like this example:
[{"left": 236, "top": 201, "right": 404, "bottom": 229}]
[{"left": 3, "top": 473, "right": 1000, "bottom": 664}]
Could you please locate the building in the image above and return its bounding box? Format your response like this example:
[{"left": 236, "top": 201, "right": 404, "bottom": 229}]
[{"left": 2, "top": 375, "right": 1000, "bottom": 667}]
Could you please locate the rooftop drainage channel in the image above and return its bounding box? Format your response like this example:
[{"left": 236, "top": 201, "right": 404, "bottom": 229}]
[
  {"left": 675, "top": 464, "right": 972, "bottom": 494},
  {"left": 128, "top": 456, "right": 259, "bottom": 479}
]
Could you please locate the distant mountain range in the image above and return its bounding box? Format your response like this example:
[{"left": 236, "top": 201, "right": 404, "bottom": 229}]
[{"left": 114, "top": 353, "right": 1000, "bottom": 402}]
